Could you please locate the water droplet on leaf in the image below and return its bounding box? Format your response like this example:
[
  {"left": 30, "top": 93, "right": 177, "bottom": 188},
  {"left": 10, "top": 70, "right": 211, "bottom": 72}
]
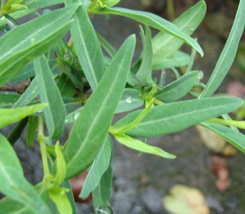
[
  {"left": 96, "top": 205, "right": 113, "bottom": 214},
  {"left": 125, "top": 97, "right": 132, "bottom": 104}
]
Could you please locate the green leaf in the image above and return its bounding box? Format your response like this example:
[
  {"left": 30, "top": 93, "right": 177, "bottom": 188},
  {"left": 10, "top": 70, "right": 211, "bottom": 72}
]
[
  {"left": 80, "top": 136, "right": 112, "bottom": 199},
  {"left": 0, "top": 92, "right": 20, "bottom": 108},
  {"left": 64, "top": 1, "right": 106, "bottom": 91},
  {"left": 0, "top": 103, "right": 47, "bottom": 129},
  {"left": 26, "top": 116, "right": 38, "bottom": 146},
  {"left": 199, "top": 0, "right": 245, "bottom": 98},
  {"left": 96, "top": 6, "right": 203, "bottom": 56},
  {"left": 0, "top": 0, "right": 64, "bottom": 27},
  {"left": 0, "top": 134, "right": 52, "bottom": 214},
  {"left": 0, "top": 4, "right": 78, "bottom": 87},
  {"left": 152, "top": 0, "right": 206, "bottom": 62},
  {"left": 115, "top": 88, "right": 144, "bottom": 114},
  {"left": 152, "top": 51, "right": 190, "bottom": 70},
  {"left": 57, "top": 74, "right": 76, "bottom": 98},
  {"left": 64, "top": 35, "right": 136, "bottom": 178},
  {"left": 34, "top": 55, "right": 66, "bottom": 139},
  {"left": 97, "top": 32, "right": 116, "bottom": 58},
  {"left": 9, "top": 62, "right": 35, "bottom": 83},
  {"left": 115, "top": 134, "right": 176, "bottom": 159},
  {"left": 114, "top": 97, "right": 243, "bottom": 137},
  {"left": 155, "top": 71, "right": 200, "bottom": 102},
  {"left": 201, "top": 122, "right": 245, "bottom": 153},
  {"left": 135, "top": 25, "right": 153, "bottom": 86},
  {"left": 13, "top": 78, "right": 38, "bottom": 108},
  {"left": 92, "top": 154, "right": 113, "bottom": 213},
  {"left": 7, "top": 118, "right": 28, "bottom": 145}
]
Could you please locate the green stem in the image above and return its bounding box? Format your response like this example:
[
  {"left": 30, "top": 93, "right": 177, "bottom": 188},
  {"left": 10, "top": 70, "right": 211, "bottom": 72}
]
[
  {"left": 208, "top": 118, "right": 245, "bottom": 129},
  {"left": 110, "top": 98, "right": 154, "bottom": 135},
  {"left": 154, "top": 99, "right": 164, "bottom": 105}
]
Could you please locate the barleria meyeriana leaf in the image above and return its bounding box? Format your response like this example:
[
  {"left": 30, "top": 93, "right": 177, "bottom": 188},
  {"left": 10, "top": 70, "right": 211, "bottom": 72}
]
[
  {"left": 135, "top": 25, "right": 153, "bottom": 86},
  {"left": 0, "top": 4, "right": 78, "bottom": 87},
  {"left": 64, "top": 0, "right": 106, "bottom": 91},
  {"left": 199, "top": 0, "right": 245, "bottom": 98},
  {"left": 0, "top": 103, "right": 47, "bottom": 128},
  {"left": 114, "top": 97, "right": 243, "bottom": 137},
  {"left": 155, "top": 71, "right": 200, "bottom": 102},
  {"left": 81, "top": 136, "right": 112, "bottom": 199},
  {"left": 0, "top": 134, "right": 52, "bottom": 214},
  {"left": 152, "top": 0, "right": 206, "bottom": 65},
  {"left": 34, "top": 55, "right": 66, "bottom": 139},
  {"left": 95, "top": 6, "right": 203, "bottom": 56},
  {"left": 201, "top": 122, "right": 245, "bottom": 153},
  {"left": 115, "top": 134, "right": 176, "bottom": 159},
  {"left": 13, "top": 78, "right": 38, "bottom": 107},
  {"left": 64, "top": 35, "right": 136, "bottom": 178}
]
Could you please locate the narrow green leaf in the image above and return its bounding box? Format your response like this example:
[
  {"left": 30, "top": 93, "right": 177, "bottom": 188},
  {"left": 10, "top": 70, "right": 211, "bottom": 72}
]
[
  {"left": 155, "top": 71, "right": 200, "bottom": 102},
  {"left": 64, "top": 35, "right": 136, "bottom": 178},
  {"left": 7, "top": 118, "right": 28, "bottom": 145},
  {"left": 152, "top": 0, "right": 206, "bottom": 62},
  {"left": 13, "top": 78, "right": 38, "bottom": 108},
  {"left": 64, "top": 1, "right": 106, "bottom": 91},
  {"left": 0, "top": 134, "right": 52, "bottom": 214},
  {"left": 115, "top": 88, "right": 144, "bottom": 114},
  {"left": 135, "top": 25, "right": 152, "bottom": 86},
  {"left": 114, "top": 97, "right": 243, "bottom": 137},
  {"left": 80, "top": 136, "right": 112, "bottom": 199},
  {"left": 0, "top": 92, "right": 20, "bottom": 108},
  {"left": 92, "top": 154, "right": 113, "bottom": 213},
  {"left": 9, "top": 62, "right": 35, "bottom": 83},
  {"left": 115, "top": 134, "right": 176, "bottom": 159},
  {"left": 201, "top": 122, "right": 245, "bottom": 153},
  {"left": 199, "top": 0, "right": 245, "bottom": 98},
  {"left": 152, "top": 51, "right": 190, "bottom": 70},
  {"left": 0, "top": 5, "right": 78, "bottom": 87},
  {"left": 0, "top": 103, "right": 47, "bottom": 129},
  {"left": 57, "top": 74, "right": 76, "bottom": 98},
  {"left": 96, "top": 6, "right": 203, "bottom": 56},
  {"left": 26, "top": 116, "right": 38, "bottom": 146},
  {"left": 34, "top": 55, "right": 66, "bottom": 139},
  {"left": 96, "top": 32, "right": 116, "bottom": 58}
]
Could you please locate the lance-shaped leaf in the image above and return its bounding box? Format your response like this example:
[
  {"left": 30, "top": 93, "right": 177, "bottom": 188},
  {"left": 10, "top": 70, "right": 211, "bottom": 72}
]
[
  {"left": 34, "top": 55, "right": 66, "bottom": 139},
  {"left": 64, "top": 0, "right": 106, "bottom": 91},
  {"left": 199, "top": 0, "right": 245, "bottom": 98},
  {"left": 13, "top": 78, "right": 38, "bottom": 108},
  {"left": 96, "top": 7, "right": 203, "bottom": 56},
  {"left": 155, "top": 71, "right": 200, "bottom": 102},
  {"left": 80, "top": 136, "right": 112, "bottom": 199},
  {"left": 135, "top": 25, "right": 153, "bottom": 86},
  {"left": 0, "top": 103, "right": 47, "bottom": 128},
  {"left": 200, "top": 122, "right": 245, "bottom": 153},
  {"left": 115, "top": 134, "right": 176, "bottom": 159},
  {"left": 64, "top": 35, "right": 136, "bottom": 178},
  {"left": 152, "top": 1, "right": 206, "bottom": 63},
  {"left": 152, "top": 51, "right": 190, "bottom": 70},
  {"left": 114, "top": 97, "right": 243, "bottom": 138},
  {"left": 0, "top": 4, "right": 78, "bottom": 87},
  {"left": 0, "top": 134, "right": 52, "bottom": 214},
  {"left": 0, "top": 92, "right": 20, "bottom": 108}
]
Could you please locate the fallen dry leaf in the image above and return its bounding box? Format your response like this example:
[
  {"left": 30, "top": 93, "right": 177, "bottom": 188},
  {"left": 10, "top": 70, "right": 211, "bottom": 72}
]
[
  {"left": 196, "top": 125, "right": 237, "bottom": 156},
  {"left": 163, "top": 185, "right": 210, "bottom": 214},
  {"left": 211, "top": 156, "right": 230, "bottom": 192}
]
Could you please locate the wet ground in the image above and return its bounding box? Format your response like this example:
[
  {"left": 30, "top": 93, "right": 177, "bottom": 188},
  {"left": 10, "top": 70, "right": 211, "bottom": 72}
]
[{"left": 3, "top": 0, "right": 245, "bottom": 213}]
